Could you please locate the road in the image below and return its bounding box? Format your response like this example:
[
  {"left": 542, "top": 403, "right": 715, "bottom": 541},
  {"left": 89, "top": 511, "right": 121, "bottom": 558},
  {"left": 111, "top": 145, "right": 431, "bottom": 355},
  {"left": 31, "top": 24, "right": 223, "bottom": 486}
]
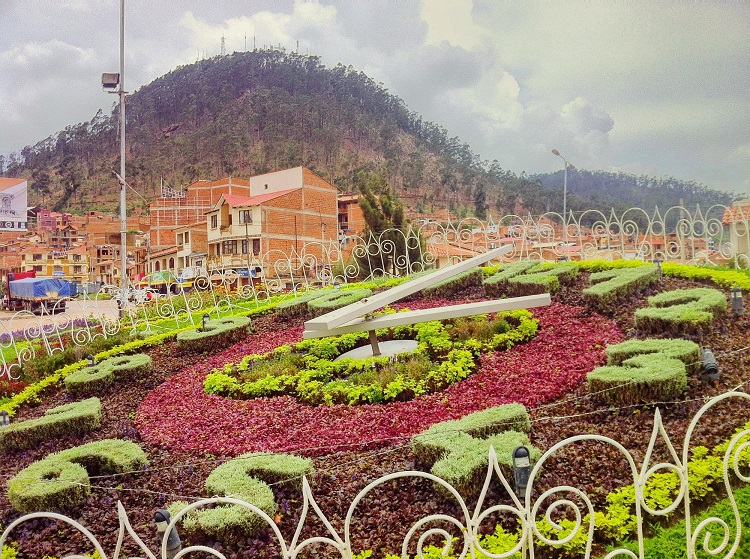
[{"left": 0, "top": 300, "right": 119, "bottom": 332}]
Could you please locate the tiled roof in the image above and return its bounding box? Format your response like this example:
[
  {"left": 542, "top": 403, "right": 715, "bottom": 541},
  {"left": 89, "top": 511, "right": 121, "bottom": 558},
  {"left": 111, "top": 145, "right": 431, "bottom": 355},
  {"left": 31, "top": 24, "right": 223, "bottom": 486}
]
[
  {"left": 0, "top": 178, "right": 26, "bottom": 189},
  {"left": 220, "top": 188, "right": 302, "bottom": 208},
  {"left": 722, "top": 204, "right": 750, "bottom": 224}
]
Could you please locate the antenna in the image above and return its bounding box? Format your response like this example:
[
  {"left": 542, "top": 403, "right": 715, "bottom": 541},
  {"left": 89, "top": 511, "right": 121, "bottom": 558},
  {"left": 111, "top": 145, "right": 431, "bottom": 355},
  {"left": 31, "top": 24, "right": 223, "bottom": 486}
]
[{"left": 221, "top": 35, "right": 226, "bottom": 56}]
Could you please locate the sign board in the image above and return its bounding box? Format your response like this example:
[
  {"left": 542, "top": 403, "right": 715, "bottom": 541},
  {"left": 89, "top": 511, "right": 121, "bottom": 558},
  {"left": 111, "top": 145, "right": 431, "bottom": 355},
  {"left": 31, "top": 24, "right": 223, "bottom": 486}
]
[
  {"left": 53, "top": 271, "right": 66, "bottom": 277},
  {"left": 0, "top": 178, "right": 28, "bottom": 231}
]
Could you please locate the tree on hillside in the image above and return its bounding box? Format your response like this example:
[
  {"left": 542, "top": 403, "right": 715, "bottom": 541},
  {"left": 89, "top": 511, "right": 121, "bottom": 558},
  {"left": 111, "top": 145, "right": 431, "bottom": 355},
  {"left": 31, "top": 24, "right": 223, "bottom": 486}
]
[{"left": 355, "top": 170, "right": 425, "bottom": 278}]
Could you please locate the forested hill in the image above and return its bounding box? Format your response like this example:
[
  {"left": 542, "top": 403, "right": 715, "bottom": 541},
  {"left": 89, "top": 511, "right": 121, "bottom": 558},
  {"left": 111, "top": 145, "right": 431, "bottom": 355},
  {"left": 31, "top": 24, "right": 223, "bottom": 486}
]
[{"left": 0, "top": 49, "right": 737, "bottom": 217}]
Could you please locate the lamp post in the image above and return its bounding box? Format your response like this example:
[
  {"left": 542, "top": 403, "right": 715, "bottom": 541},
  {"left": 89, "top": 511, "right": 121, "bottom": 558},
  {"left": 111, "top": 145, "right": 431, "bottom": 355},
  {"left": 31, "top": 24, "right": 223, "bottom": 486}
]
[
  {"left": 551, "top": 149, "right": 575, "bottom": 251},
  {"left": 103, "top": 0, "right": 127, "bottom": 310}
]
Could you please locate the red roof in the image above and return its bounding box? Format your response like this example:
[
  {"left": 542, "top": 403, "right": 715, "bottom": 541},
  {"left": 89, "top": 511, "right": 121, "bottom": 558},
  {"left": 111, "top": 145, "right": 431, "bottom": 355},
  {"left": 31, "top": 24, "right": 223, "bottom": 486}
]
[
  {"left": 220, "top": 188, "right": 301, "bottom": 208},
  {"left": 722, "top": 204, "right": 750, "bottom": 225},
  {"left": 0, "top": 178, "right": 26, "bottom": 190}
]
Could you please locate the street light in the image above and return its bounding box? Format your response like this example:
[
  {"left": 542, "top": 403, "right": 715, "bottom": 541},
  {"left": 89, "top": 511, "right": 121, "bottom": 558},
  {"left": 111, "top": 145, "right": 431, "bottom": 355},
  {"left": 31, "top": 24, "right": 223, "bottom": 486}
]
[
  {"left": 103, "top": 0, "right": 127, "bottom": 308},
  {"left": 551, "top": 149, "right": 576, "bottom": 249}
]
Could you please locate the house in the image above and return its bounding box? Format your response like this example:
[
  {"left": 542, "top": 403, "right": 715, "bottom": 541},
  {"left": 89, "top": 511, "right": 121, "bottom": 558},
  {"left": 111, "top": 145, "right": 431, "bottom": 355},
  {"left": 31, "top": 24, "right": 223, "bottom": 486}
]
[
  {"left": 205, "top": 167, "right": 338, "bottom": 283},
  {"left": 723, "top": 200, "right": 750, "bottom": 263}
]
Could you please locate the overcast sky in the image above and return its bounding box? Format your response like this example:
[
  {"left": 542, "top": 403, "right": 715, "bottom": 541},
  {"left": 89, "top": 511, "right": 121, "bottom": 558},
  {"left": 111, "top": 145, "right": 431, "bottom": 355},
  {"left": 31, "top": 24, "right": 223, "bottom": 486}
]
[{"left": 1, "top": 0, "right": 748, "bottom": 195}]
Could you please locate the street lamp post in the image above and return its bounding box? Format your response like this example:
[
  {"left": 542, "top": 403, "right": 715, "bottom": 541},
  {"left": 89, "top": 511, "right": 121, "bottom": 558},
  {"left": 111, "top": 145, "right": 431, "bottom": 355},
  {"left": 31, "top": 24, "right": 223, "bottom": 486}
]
[
  {"left": 103, "top": 0, "right": 127, "bottom": 311},
  {"left": 551, "top": 149, "right": 575, "bottom": 251}
]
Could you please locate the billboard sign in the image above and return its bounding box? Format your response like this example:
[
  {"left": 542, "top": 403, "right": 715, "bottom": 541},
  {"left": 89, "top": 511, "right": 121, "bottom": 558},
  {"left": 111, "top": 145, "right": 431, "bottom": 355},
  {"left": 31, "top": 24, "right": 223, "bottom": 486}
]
[{"left": 0, "top": 178, "right": 27, "bottom": 231}]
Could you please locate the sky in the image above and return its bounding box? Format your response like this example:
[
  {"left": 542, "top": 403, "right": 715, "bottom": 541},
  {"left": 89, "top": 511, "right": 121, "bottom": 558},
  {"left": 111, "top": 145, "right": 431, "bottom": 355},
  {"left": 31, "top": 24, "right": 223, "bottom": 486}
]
[{"left": 1, "top": 0, "right": 749, "bottom": 195}]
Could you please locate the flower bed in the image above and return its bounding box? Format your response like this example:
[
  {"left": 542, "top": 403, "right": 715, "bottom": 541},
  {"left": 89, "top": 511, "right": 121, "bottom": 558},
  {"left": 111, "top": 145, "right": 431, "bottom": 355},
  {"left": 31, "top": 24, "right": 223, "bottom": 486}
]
[{"left": 136, "top": 301, "right": 622, "bottom": 456}]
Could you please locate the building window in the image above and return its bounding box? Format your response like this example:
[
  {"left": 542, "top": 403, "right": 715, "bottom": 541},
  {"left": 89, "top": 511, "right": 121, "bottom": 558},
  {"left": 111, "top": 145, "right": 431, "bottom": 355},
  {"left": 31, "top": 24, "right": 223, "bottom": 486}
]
[
  {"left": 222, "top": 240, "right": 238, "bottom": 255},
  {"left": 53, "top": 266, "right": 63, "bottom": 273},
  {"left": 33, "top": 265, "right": 43, "bottom": 272},
  {"left": 73, "top": 254, "right": 81, "bottom": 262},
  {"left": 184, "top": 231, "right": 189, "bottom": 243},
  {"left": 239, "top": 210, "right": 252, "bottom": 224},
  {"left": 210, "top": 215, "right": 218, "bottom": 229},
  {"left": 33, "top": 253, "right": 42, "bottom": 261},
  {"left": 241, "top": 239, "right": 249, "bottom": 254},
  {"left": 253, "top": 239, "right": 260, "bottom": 255},
  {"left": 74, "top": 266, "right": 83, "bottom": 274}
]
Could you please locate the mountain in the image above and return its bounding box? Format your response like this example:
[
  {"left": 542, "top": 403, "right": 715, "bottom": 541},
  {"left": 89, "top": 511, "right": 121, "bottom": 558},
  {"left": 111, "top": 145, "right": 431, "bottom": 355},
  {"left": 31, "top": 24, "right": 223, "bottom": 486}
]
[{"left": 0, "top": 49, "right": 737, "bottom": 218}]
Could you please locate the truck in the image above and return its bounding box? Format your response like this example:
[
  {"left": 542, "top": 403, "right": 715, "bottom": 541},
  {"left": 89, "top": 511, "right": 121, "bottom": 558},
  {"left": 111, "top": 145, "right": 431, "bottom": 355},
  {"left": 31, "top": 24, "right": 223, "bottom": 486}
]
[{"left": 2, "top": 271, "right": 77, "bottom": 314}]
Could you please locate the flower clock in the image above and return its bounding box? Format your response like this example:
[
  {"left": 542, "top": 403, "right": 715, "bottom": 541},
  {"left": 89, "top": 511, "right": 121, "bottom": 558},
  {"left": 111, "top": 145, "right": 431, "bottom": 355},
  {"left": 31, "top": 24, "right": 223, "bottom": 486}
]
[{"left": 136, "top": 299, "right": 622, "bottom": 456}]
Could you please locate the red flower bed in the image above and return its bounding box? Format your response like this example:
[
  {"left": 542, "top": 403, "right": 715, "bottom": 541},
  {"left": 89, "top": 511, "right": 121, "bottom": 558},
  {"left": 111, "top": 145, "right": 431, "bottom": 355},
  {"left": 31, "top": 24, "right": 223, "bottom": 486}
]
[{"left": 136, "top": 302, "right": 623, "bottom": 456}]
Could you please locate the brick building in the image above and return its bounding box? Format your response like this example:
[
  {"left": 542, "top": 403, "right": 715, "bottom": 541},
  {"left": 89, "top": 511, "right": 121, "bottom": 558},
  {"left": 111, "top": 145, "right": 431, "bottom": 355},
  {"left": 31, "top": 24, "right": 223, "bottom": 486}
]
[{"left": 206, "top": 168, "right": 338, "bottom": 279}]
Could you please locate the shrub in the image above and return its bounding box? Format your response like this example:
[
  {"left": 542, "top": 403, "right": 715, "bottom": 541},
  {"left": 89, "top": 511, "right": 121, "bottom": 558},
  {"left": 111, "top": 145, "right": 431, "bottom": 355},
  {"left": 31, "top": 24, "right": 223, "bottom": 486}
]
[
  {"left": 307, "top": 288, "right": 372, "bottom": 317},
  {"left": 483, "top": 261, "right": 539, "bottom": 296},
  {"left": 582, "top": 266, "right": 660, "bottom": 313},
  {"left": 7, "top": 438, "right": 148, "bottom": 512},
  {"left": 64, "top": 353, "right": 152, "bottom": 393},
  {"left": 586, "top": 338, "right": 701, "bottom": 405},
  {"left": 411, "top": 404, "right": 539, "bottom": 495},
  {"left": 274, "top": 289, "right": 327, "bottom": 319},
  {"left": 176, "top": 316, "right": 252, "bottom": 353},
  {"left": 505, "top": 262, "right": 579, "bottom": 296},
  {"left": 0, "top": 397, "right": 101, "bottom": 451},
  {"left": 421, "top": 269, "right": 483, "bottom": 299},
  {"left": 169, "top": 452, "right": 313, "bottom": 538},
  {"left": 634, "top": 287, "right": 727, "bottom": 335}
]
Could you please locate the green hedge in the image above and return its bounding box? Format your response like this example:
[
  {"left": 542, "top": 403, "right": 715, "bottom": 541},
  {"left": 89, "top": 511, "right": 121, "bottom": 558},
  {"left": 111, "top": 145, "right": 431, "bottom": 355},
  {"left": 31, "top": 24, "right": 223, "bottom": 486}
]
[
  {"left": 274, "top": 289, "right": 327, "bottom": 319},
  {"left": 169, "top": 452, "right": 313, "bottom": 538},
  {"left": 176, "top": 316, "right": 252, "bottom": 353},
  {"left": 505, "top": 262, "right": 579, "bottom": 296},
  {"left": 307, "top": 288, "right": 372, "bottom": 317},
  {"left": 582, "top": 266, "right": 660, "bottom": 313},
  {"left": 634, "top": 287, "right": 727, "bottom": 335},
  {"left": 64, "top": 353, "right": 152, "bottom": 393},
  {"left": 421, "top": 269, "right": 483, "bottom": 299},
  {"left": 0, "top": 398, "right": 101, "bottom": 451},
  {"left": 411, "top": 404, "right": 539, "bottom": 495},
  {"left": 482, "top": 261, "right": 539, "bottom": 296},
  {"left": 663, "top": 262, "right": 750, "bottom": 291},
  {"left": 7, "top": 438, "right": 148, "bottom": 512},
  {"left": 587, "top": 338, "right": 701, "bottom": 405}
]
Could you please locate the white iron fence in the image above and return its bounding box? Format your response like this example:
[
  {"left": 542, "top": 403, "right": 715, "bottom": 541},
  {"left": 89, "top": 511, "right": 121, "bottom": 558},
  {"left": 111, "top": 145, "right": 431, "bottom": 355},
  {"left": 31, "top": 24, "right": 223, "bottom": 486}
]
[
  {"left": 0, "top": 203, "right": 745, "bottom": 378},
  {"left": 1, "top": 391, "right": 749, "bottom": 558}
]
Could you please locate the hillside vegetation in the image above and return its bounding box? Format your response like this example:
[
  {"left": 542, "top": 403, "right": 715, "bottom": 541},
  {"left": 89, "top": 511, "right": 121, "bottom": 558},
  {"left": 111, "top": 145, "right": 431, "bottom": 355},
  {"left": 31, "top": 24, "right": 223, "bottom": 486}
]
[{"left": 0, "top": 49, "right": 735, "bottom": 217}]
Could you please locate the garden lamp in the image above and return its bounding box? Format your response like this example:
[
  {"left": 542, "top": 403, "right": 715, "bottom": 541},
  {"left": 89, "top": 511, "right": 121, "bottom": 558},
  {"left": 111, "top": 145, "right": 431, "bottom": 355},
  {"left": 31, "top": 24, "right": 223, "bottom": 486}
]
[
  {"left": 154, "top": 509, "right": 182, "bottom": 559},
  {"left": 701, "top": 348, "right": 719, "bottom": 385},
  {"left": 87, "top": 354, "right": 96, "bottom": 367},
  {"left": 202, "top": 313, "right": 210, "bottom": 331},
  {"left": 654, "top": 259, "right": 663, "bottom": 278},
  {"left": 512, "top": 445, "right": 531, "bottom": 496},
  {"left": 0, "top": 410, "right": 9, "bottom": 426},
  {"left": 732, "top": 287, "right": 744, "bottom": 318}
]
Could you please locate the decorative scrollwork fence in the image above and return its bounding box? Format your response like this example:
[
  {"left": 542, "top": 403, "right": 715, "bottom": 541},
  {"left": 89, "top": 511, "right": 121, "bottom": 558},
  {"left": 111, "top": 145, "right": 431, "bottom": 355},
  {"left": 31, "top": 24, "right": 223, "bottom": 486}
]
[
  {"left": 1, "top": 391, "right": 748, "bottom": 558},
  {"left": 0, "top": 203, "right": 746, "bottom": 378}
]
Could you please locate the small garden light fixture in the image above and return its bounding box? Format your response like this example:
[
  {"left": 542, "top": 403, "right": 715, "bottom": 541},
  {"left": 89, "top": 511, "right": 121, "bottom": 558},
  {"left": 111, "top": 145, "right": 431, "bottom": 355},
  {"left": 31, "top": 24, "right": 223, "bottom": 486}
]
[
  {"left": 732, "top": 287, "right": 744, "bottom": 318},
  {"left": 512, "top": 445, "right": 532, "bottom": 496},
  {"left": 154, "top": 509, "right": 182, "bottom": 559},
  {"left": 654, "top": 259, "right": 663, "bottom": 278},
  {"left": 0, "top": 410, "right": 9, "bottom": 426},
  {"left": 701, "top": 348, "right": 720, "bottom": 385},
  {"left": 87, "top": 354, "right": 96, "bottom": 367},
  {"left": 202, "top": 313, "right": 210, "bottom": 331}
]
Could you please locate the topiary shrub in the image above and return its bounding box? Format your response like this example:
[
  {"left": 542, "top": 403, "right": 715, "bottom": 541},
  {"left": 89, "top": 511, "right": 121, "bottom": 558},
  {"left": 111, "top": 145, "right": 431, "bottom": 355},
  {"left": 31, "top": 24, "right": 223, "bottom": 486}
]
[
  {"left": 483, "top": 261, "right": 539, "bottom": 297},
  {"left": 634, "top": 287, "right": 727, "bottom": 335},
  {"left": 176, "top": 316, "right": 252, "bottom": 353},
  {"left": 274, "top": 290, "right": 327, "bottom": 320},
  {"left": 411, "top": 404, "right": 540, "bottom": 495},
  {"left": 582, "top": 266, "right": 660, "bottom": 313},
  {"left": 64, "top": 354, "right": 153, "bottom": 393},
  {"left": 587, "top": 338, "right": 701, "bottom": 405},
  {"left": 505, "top": 262, "right": 579, "bottom": 296},
  {"left": 421, "top": 269, "right": 483, "bottom": 299},
  {"left": 307, "top": 288, "right": 372, "bottom": 317},
  {"left": 0, "top": 398, "right": 102, "bottom": 451},
  {"left": 7, "top": 438, "right": 148, "bottom": 512},
  {"left": 169, "top": 452, "right": 313, "bottom": 538}
]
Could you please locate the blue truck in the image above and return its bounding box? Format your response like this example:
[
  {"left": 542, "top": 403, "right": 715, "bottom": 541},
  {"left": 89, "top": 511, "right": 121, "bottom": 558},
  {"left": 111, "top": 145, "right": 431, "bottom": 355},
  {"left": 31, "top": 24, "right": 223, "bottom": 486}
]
[{"left": 3, "top": 271, "right": 77, "bottom": 314}]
